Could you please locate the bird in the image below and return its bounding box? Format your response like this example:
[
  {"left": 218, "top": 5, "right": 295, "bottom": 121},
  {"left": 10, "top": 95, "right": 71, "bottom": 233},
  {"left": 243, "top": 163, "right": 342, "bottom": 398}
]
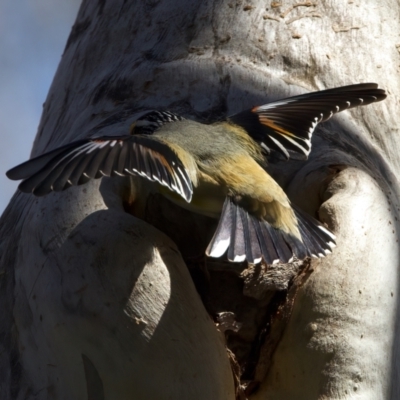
[{"left": 6, "top": 83, "right": 387, "bottom": 264}]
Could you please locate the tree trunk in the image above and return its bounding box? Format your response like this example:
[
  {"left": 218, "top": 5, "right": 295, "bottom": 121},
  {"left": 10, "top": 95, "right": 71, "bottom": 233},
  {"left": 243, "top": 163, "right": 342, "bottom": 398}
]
[{"left": 1, "top": 0, "right": 399, "bottom": 399}]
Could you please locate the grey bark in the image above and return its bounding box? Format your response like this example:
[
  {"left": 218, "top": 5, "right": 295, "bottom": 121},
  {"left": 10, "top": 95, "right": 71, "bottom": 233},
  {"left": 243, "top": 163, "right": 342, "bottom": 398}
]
[{"left": 0, "top": 0, "right": 399, "bottom": 399}]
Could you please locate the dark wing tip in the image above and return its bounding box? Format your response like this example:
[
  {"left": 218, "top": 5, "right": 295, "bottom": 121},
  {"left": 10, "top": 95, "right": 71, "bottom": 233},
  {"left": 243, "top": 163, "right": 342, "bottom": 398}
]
[
  {"left": 6, "top": 166, "right": 22, "bottom": 180},
  {"left": 6, "top": 140, "right": 86, "bottom": 181}
]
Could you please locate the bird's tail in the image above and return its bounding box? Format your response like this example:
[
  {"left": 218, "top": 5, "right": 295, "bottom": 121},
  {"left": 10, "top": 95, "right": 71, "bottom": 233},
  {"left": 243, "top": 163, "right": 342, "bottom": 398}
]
[{"left": 206, "top": 197, "right": 335, "bottom": 264}]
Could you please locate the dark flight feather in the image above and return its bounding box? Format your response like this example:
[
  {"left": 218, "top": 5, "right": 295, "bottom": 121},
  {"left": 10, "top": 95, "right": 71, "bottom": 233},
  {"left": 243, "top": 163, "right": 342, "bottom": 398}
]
[
  {"left": 6, "top": 135, "right": 193, "bottom": 202},
  {"left": 229, "top": 83, "right": 386, "bottom": 159}
]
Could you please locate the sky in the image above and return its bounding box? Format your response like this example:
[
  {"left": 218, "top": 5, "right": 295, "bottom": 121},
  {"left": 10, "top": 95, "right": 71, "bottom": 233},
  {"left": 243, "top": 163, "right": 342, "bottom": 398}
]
[{"left": 0, "top": 0, "right": 81, "bottom": 215}]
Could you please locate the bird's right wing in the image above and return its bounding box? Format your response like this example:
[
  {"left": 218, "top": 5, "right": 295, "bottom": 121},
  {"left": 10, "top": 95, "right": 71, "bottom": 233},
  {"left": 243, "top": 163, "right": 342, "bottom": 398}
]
[
  {"left": 229, "top": 83, "right": 387, "bottom": 159},
  {"left": 6, "top": 135, "right": 193, "bottom": 202},
  {"left": 206, "top": 197, "right": 336, "bottom": 264}
]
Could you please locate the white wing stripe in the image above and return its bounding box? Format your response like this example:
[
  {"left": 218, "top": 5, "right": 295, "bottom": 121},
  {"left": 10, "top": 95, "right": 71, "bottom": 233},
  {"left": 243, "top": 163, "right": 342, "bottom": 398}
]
[
  {"left": 279, "top": 133, "right": 310, "bottom": 154},
  {"left": 267, "top": 135, "right": 290, "bottom": 159}
]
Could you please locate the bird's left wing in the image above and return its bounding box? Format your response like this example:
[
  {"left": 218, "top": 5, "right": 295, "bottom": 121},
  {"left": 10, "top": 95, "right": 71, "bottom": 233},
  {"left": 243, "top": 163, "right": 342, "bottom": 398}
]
[
  {"left": 6, "top": 135, "right": 193, "bottom": 201},
  {"left": 229, "top": 83, "right": 386, "bottom": 159}
]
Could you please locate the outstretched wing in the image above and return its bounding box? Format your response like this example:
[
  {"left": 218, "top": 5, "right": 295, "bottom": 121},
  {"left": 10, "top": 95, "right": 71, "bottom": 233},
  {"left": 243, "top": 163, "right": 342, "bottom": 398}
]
[
  {"left": 229, "top": 83, "right": 387, "bottom": 159},
  {"left": 6, "top": 135, "right": 193, "bottom": 201}
]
